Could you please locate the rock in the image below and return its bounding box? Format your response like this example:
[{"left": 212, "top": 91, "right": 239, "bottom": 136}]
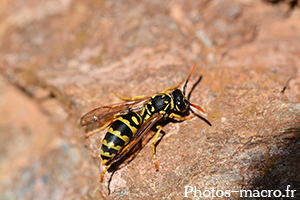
[{"left": 0, "top": 0, "right": 299, "bottom": 199}]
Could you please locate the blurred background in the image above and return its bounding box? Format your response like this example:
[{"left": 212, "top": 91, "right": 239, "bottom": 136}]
[{"left": 0, "top": 0, "right": 299, "bottom": 199}]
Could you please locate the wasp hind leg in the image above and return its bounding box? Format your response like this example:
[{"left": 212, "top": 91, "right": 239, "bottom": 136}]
[
  {"left": 100, "top": 163, "right": 112, "bottom": 182},
  {"left": 100, "top": 135, "right": 140, "bottom": 182},
  {"left": 85, "top": 116, "right": 118, "bottom": 138},
  {"left": 152, "top": 125, "right": 163, "bottom": 170}
]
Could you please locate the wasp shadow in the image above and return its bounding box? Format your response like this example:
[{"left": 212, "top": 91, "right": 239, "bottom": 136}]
[
  {"left": 238, "top": 127, "right": 300, "bottom": 199},
  {"left": 187, "top": 75, "right": 211, "bottom": 126}
]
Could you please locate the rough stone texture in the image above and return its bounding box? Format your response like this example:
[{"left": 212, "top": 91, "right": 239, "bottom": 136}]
[{"left": 0, "top": 0, "right": 299, "bottom": 199}]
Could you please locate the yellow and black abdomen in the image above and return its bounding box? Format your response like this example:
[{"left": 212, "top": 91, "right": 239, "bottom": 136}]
[{"left": 100, "top": 112, "right": 143, "bottom": 164}]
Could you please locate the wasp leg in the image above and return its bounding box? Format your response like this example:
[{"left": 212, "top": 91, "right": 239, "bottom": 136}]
[
  {"left": 100, "top": 163, "right": 112, "bottom": 182},
  {"left": 85, "top": 128, "right": 101, "bottom": 138},
  {"left": 85, "top": 116, "right": 118, "bottom": 138},
  {"left": 162, "top": 78, "right": 184, "bottom": 93},
  {"left": 152, "top": 125, "right": 163, "bottom": 170},
  {"left": 169, "top": 113, "right": 195, "bottom": 121},
  {"left": 115, "top": 93, "right": 148, "bottom": 101}
]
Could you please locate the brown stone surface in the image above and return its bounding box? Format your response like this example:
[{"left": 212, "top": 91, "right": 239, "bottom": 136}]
[{"left": 0, "top": 0, "right": 299, "bottom": 199}]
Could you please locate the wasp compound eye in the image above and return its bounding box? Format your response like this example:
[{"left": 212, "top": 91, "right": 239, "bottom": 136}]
[{"left": 172, "top": 89, "right": 188, "bottom": 112}]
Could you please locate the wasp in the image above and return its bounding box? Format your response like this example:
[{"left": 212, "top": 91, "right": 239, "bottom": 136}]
[{"left": 80, "top": 64, "right": 207, "bottom": 182}]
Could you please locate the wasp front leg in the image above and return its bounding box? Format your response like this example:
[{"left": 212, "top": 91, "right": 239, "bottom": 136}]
[
  {"left": 169, "top": 113, "right": 195, "bottom": 121},
  {"left": 152, "top": 125, "right": 163, "bottom": 170}
]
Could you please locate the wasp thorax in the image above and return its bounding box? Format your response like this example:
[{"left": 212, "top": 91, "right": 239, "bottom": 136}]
[{"left": 171, "top": 89, "right": 188, "bottom": 112}]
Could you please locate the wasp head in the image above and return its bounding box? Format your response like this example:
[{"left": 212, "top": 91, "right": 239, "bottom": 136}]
[
  {"left": 172, "top": 64, "right": 206, "bottom": 116},
  {"left": 171, "top": 89, "right": 189, "bottom": 113}
]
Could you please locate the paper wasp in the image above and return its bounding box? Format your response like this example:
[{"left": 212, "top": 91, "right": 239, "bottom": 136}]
[{"left": 80, "top": 64, "right": 207, "bottom": 182}]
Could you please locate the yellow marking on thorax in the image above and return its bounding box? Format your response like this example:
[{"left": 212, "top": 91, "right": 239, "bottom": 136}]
[
  {"left": 145, "top": 106, "right": 152, "bottom": 115},
  {"left": 159, "top": 110, "right": 166, "bottom": 115},
  {"left": 165, "top": 93, "right": 174, "bottom": 110},
  {"left": 170, "top": 97, "right": 174, "bottom": 110},
  {"left": 131, "top": 116, "right": 140, "bottom": 126},
  {"left": 143, "top": 114, "right": 151, "bottom": 121},
  {"left": 141, "top": 106, "right": 152, "bottom": 120},
  {"left": 151, "top": 94, "right": 157, "bottom": 98},
  {"left": 163, "top": 103, "right": 170, "bottom": 111},
  {"left": 141, "top": 108, "right": 146, "bottom": 116},
  {"left": 151, "top": 106, "right": 155, "bottom": 112}
]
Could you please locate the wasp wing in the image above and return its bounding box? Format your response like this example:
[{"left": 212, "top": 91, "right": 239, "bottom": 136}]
[
  {"left": 80, "top": 96, "right": 151, "bottom": 127},
  {"left": 108, "top": 113, "right": 163, "bottom": 166}
]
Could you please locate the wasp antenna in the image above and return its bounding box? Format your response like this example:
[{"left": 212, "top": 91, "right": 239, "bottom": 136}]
[
  {"left": 183, "top": 64, "right": 197, "bottom": 95},
  {"left": 190, "top": 103, "right": 207, "bottom": 117}
]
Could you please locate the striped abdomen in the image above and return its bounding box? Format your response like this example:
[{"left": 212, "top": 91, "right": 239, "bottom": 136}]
[{"left": 100, "top": 112, "right": 143, "bottom": 164}]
